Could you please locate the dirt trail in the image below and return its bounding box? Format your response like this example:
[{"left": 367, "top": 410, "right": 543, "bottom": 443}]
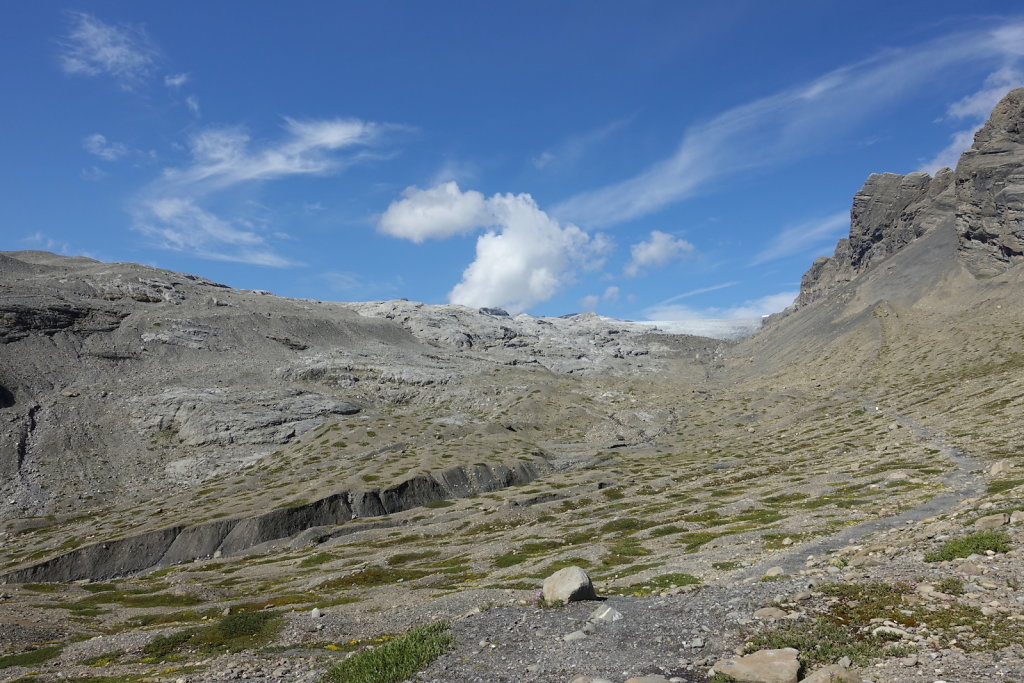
[{"left": 733, "top": 394, "right": 983, "bottom": 582}]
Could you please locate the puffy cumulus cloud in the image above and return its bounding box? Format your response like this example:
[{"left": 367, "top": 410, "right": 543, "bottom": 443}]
[
  {"left": 58, "top": 12, "right": 158, "bottom": 89},
  {"left": 377, "top": 181, "right": 490, "bottom": 242},
  {"left": 449, "top": 192, "right": 611, "bottom": 313},
  {"left": 624, "top": 230, "right": 693, "bottom": 277},
  {"left": 379, "top": 182, "right": 610, "bottom": 312},
  {"left": 83, "top": 133, "right": 128, "bottom": 161},
  {"left": 132, "top": 197, "right": 295, "bottom": 267},
  {"left": 580, "top": 294, "right": 600, "bottom": 311}
]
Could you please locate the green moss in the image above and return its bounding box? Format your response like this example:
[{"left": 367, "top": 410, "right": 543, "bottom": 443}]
[
  {"left": 318, "top": 567, "right": 428, "bottom": 590},
  {"left": 142, "top": 611, "right": 284, "bottom": 660}
]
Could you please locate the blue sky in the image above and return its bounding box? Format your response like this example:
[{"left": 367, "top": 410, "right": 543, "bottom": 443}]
[{"left": 2, "top": 3, "right": 1023, "bottom": 320}]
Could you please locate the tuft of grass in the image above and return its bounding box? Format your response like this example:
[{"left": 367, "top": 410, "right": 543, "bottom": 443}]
[
  {"left": 79, "top": 649, "right": 125, "bottom": 666},
  {"left": 321, "top": 621, "right": 453, "bottom": 683},
  {"left": 0, "top": 645, "right": 63, "bottom": 669},
  {"left": 924, "top": 531, "right": 1011, "bottom": 562}
]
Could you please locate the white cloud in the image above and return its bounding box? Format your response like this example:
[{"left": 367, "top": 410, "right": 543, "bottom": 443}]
[
  {"left": 752, "top": 212, "right": 849, "bottom": 265},
  {"left": 579, "top": 286, "right": 620, "bottom": 312},
  {"left": 137, "top": 115, "right": 393, "bottom": 266},
  {"left": 83, "top": 133, "right": 128, "bottom": 161},
  {"left": 58, "top": 12, "right": 157, "bottom": 88},
  {"left": 132, "top": 198, "right": 295, "bottom": 267},
  {"left": 448, "top": 192, "right": 611, "bottom": 312},
  {"left": 624, "top": 230, "right": 694, "bottom": 277},
  {"left": 645, "top": 290, "right": 798, "bottom": 321},
  {"left": 533, "top": 117, "right": 631, "bottom": 170},
  {"left": 80, "top": 166, "right": 107, "bottom": 181},
  {"left": 657, "top": 281, "right": 739, "bottom": 307},
  {"left": 919, "top": 67, "right": 1024, "bottom": 174},
  {"left": 554, "top": 23, "right": 1024, "bottom": 228},
  {"left": 23, "top": 232, "right": 73, "bottom": 255},
  {"left": 377, "top": 182, "right": 490, "bottom": 242},
  {"left": 382, "top": 182, "right": 610, "bottom": 311},
  {"left": 185, "top": 95, "right": 201, "bottom": 116},
  {"left": 162, "top": 117, "right": 380, "bottom": 193},
  {"left": 164, "top": 72, "right": 188, "bottom": 88}
]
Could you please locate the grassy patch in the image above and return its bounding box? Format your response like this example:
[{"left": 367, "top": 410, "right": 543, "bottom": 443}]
[
  {"left": 712, "top": 561, "right": 743, "bottom": 571},
  {"left": 298, "top": 552, "right": 336, "bottom": 568},
  {"left": 987, "top": 479, "right": 1024, "bottom": 495},
  {"left": 0, "top": 645, "right": 63, "bottom": 669},
  {"left": 318, "top": 567, "right": 427, "bottom": 590},
  {"left": 745, "top": 618, "right": 914, "bottom": 670},
  {"left": 142, "top": 611, "right": 283, "bottom": 660},
  {"left": 321, "top": 621, "right": 453, "bottom": 683},
  {"left": 935, "top": 577, "right": 964, "bottom": 595},
  {"left": 79, "top": 649, "right": 125, "bottom": 666},
  {"left": 924, "top": 531, "right": 1011, "bottom": 562}
]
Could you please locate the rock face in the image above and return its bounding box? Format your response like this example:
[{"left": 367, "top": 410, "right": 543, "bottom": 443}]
[
  {"left": 792, "top": 87, "right": 1024, "bottom": 311},
  {"left": 956, "top": 87, "right": 1024, "bottom": 276},
  {"left": 542, "top": 566, "right": 597, "bottom": 604}
]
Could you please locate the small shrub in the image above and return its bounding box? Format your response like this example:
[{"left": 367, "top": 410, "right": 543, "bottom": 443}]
[{"left": 936, "top": 576, "right": 964, "bottom": 595}]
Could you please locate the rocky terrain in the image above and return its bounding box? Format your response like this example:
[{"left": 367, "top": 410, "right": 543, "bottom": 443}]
[{"left": 0, "top": 89, "right": 1023, "bottom": 683}]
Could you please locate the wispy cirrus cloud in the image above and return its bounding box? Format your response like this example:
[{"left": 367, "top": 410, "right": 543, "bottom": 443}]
[
  {"left": 164, "top": 72, "right": 188, "bottom": 88},
  {"left": 553, "top": 22, "right": 1024, "bottom": 228},
  {"left": 134, "top": 117, "right": 396, "bottom": 266},
  {"left": 83, "top": 133, "right": 128, "bottom": 161},
  {"left": 57, "top": 12, "right": 158, "bottom": 89},
  {"left": 645, "top": 290, "right": 797, "bottom": 321},
  {"left": 533, "top": 117, "right": 631, "bottom": 170},
  {"left": 919, "top": 66, "right": 1024, "bottom": 173},
  {"left": 752, "top": 212, "right": 849, "bottom": 265}
]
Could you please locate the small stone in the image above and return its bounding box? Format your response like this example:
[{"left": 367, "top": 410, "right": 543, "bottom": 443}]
[
  {"left": 801, "top": 665, "right": 863, "bottom": 682},
  {"left": 989, "top": 460, "right": 1011, "bottom": 476},
  {"left": 900, "top": 654, "right": 918, "bottom": 667},
  {"left": 690, "top": 637, "right": 704, "bottom": 649},
  {"left": 1010, "top": 511, "right": 1024, "bottom": 525},
  {"left": 311, "top": 607, "right": 322, "bottom": 619},
  {"left": 753, "top": 607, "right": 788, "bottom": 620},
  {"left": 712, "top": 648, "right": 799, "bottom": 683},
  {"left": 563, "top": 630, "right": 588, "bottom": 642},
  {"left": 589, "top": 604, "right": 624, "bottom": 623},
  {"left": 763, "top": 567, "right": 784, "bottom": 578},
  {"left": 974, "top": 513, "right": 1009, "bottom": 530},
  {"left": 625, "top": 677, "right": 669, "bottom": 683},
  {"left": 222, "top": 607, "right": 231, "bottom": 617}
]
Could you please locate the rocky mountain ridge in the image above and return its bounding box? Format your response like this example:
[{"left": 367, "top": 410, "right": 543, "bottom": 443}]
[{"left": 792, "top": 87, "right": 1024, "bottom": 311}]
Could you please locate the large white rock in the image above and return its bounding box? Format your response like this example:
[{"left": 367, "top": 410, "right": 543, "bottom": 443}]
[
  {"left": 802, "top": 665, "right": 863, "bottom": 683},
  {"left": 542, "top": 566, "right": 597, "bottom": 604},
  {"left": 712, "top": 647, "right": 800, "bottom": 683}
]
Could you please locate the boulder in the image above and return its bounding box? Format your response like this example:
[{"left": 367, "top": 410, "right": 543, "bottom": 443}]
[
  {"left": 712, "top": 648, "right": 800, "bottom": 683},
  {"left": 542, "top": 566, "right": 597, "bottom": 604}
]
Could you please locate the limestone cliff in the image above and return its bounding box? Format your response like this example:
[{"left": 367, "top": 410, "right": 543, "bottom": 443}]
[{"left": 792, "top": 87, "right": 1024, "bottom": 310}]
